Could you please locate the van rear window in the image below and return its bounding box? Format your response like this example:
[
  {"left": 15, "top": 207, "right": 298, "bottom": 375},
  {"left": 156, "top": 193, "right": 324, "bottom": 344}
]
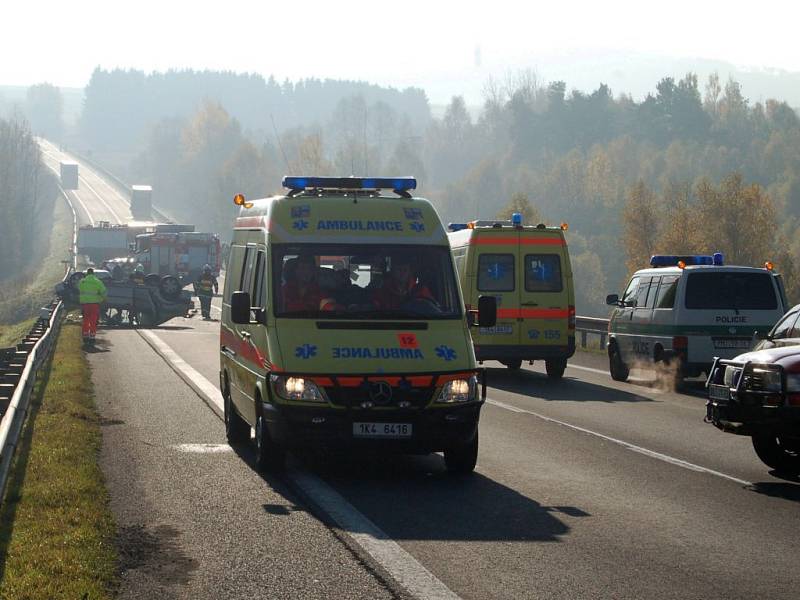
[
  {"left": 685, "top": 272, "right": 777, "bottom": 310},
  {"left": 525, "top": 255, "right": 562, "bottom": 292}
]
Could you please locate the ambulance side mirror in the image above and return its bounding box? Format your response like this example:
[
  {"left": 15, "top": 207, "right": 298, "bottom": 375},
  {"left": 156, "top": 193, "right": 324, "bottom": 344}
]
[
  {"left": 231, "top": 291, "right": 252, "bottom": 325},
  {"left": 477, "top": 295, "right": 497, "bottom": 328}
]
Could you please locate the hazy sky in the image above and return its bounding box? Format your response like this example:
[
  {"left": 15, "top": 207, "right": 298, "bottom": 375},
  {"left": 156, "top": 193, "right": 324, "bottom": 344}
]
[{"left": 4, "top": 0, "right": 798, "bottom": 102}]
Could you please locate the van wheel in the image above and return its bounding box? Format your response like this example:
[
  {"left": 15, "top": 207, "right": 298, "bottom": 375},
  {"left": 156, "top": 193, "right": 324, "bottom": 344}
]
[
  {"left": 144, "top": 273, "right": 160, "bottom": 287},
  {"left": 224, "top": 385, "right": 249, "bottom": 444},
  {"left": 546, "top": 358, "right": 567, "bottom": 379},
  {"left": 255, "top": 411, "right": 285, "bottom": 473},
  {"left": 444, "top": 432, "right": 478, "bottom": 475},
  {"left": 752, "top": 434, "right": 800, "bottom": 474},
  {"left": 503, "top": 359, "right": 522, "bottom": 370},
  {"left": 609, "top": 347, "right": 629, "bottom": 382}
]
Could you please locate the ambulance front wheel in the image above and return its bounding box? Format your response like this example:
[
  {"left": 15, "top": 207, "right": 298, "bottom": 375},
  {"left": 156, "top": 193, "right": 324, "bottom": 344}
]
[
  {"left": 444, "top": 431, "right": 479, "bottom": 475},
  {"left": 609, "top": 346, "right": 629, "bottom": 382},
  {"left": 502, "top": 359, "right": 522, "bottom": 370},
  {"left": 255, "top": 407, "right": 286, "bottom": 473},
  {"left": 224, "top": 382, "right": 249, "bottom": 444},
  {"left": 546, "top": 358, "right": 567, "bottom": 379}
]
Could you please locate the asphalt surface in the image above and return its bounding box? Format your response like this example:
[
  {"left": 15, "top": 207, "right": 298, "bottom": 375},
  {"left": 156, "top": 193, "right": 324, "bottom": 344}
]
[{"left": 42, "top": 144, "right": 800, "bottom": 599}]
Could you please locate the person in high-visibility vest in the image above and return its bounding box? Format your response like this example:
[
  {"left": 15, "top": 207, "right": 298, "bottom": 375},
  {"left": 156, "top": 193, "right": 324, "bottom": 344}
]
[
  {"left": 78, "top": 268, "right": 107, "bottom": 344},
  {"left": 129, "top": 263, "right": 146, "bottom": 285},
  {"left": 195, "top": 264, "right": 218, "bottom": 320}
]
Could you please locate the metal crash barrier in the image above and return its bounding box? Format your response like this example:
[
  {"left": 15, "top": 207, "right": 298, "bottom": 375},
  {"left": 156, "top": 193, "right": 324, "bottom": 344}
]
[{"left": 575, "top": 316, "right": 609, "bottom": 350}]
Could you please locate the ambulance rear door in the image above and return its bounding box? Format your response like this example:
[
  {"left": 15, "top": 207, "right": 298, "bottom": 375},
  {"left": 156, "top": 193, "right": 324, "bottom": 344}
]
[
  {"left": 517, "top": 232, "right": 570, "bottom": 351},
  {"left": 472, "top": 229, "right": 521, "bottom": 347}
]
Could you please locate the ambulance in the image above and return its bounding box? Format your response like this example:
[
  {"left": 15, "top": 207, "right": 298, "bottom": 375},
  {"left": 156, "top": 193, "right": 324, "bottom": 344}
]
[
  {"left": 606, "top": 254, "right": 788, "bottom": 383},
  {"left": 219, "top": 177, "right": 497, "bottom": 473},
  {"left": 447, "top": 214, "right": 575, "bottom": 377}
]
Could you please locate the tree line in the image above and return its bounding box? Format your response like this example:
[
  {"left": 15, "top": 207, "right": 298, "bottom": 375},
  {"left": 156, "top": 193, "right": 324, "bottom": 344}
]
[{"left": 0, "top": 118, "right": 55, "bottom": 282}]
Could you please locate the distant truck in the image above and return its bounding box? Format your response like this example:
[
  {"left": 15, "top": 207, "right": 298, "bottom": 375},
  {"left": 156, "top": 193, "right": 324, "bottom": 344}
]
[
  {"left": 130, "top": 185, "right": 153, "bottom": 220},
  {"left": 60, "top": 161, "right": 79, "bottom": 190}
]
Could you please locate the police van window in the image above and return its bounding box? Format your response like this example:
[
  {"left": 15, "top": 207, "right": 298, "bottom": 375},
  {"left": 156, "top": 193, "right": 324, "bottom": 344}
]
[
  {"left": 685, "top": 272, "right": 778, "bottom": 310},
  {"left": 655, "top": 275, "right": 679, "bottom": 309},
  {"left": 771, "top": 310, "right": 799, "bottom": 339},
  {"left": 646, "top": 277, "right": 660, "bottom": 309},
  {"left": 634, "top": 277, "right": 652, "bottom": 308},
  {"left": 478, "top": 254, "right": 514, "bottom": 292},
  {"left": 621, "top": 277, "right": 640, "bottom": 306},
  {"left": 525, "top": 255, "right": 562, "bottom": 292}
]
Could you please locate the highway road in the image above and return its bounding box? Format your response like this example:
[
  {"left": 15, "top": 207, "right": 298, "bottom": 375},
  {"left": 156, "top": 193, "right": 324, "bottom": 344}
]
[{"left": 40, "top": 144, "right": 800, "bottom": 599}]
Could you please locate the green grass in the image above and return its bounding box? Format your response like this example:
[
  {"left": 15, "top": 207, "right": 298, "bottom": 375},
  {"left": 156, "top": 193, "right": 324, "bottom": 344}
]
[
  {"left": 0, "top": 320, "right": 117, "bottom": 599},
  {"left": 0, "top": 319, "right": 36, "bottom": 349}
]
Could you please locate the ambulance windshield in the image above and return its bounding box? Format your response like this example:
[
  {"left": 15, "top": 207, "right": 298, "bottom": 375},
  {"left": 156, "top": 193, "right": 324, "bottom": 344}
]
[{"left": 273, "top": 244, "right": 461, "bottom": 319}]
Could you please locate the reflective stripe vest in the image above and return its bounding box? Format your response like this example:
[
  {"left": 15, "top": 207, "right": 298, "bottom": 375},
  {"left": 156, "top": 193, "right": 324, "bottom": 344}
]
[
  {"left": 196, "top": 274, "right": 216, "bottom": 296},
  {"left": 78, "top": 274, "right": 107, "bottom": 305}
]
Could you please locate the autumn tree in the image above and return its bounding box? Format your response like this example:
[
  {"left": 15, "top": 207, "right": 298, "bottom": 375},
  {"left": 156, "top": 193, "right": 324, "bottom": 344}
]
[
  {"left": 495, "top": 192, "right": 542, "bottom": 224},
  {"left": 622, "top": 180, "right": 661, "bottom": 273}
]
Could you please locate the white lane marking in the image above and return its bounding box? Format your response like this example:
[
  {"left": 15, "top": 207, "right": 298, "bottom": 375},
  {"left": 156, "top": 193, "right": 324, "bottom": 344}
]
[
  {"left": 290, "top": 469, "right": 462, "bottom": 600},
  {"left": 567, "top": 363, "right": 611, "bottom": 377},
  {"left": 486, "top": 398, "right": 752, "bottom": 486},
  {"left": 79, "top": 176, "right": 123, "bottom": 223},
  {"left": 138, "top": 330, "right": 223, "bottom": 412},
  {"left": 172, "top": 443, "right": 233, "bottom": 454},
  {"left": 137, "top": 328, "right": 463, "bottom": 600}
]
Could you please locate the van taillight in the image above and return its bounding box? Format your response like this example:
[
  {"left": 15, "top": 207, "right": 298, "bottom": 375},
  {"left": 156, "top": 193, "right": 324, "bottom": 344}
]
[
  {"left": 568, "top": 305, "right": 576, "bottom": 330},
  {"left": 673, "top": 336, "right": 688, "bottom": 355}
]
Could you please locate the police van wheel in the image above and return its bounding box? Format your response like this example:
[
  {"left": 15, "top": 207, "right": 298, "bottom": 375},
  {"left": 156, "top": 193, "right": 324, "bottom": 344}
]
[
  {"left": 444, "top": 432, "right": 478, "bottom": 475},
  {"left": 752, "top": 434, "right": 800, "bottom": 474},
  {"left": 224, "top": 386, "right": 249, "bottom": 444},
  {"left": 609, "top": 349, "right": 629, "bottom": 382},
  {"left": 255, "top": 412, "right": 286, "bottom": 473},
  {"left": 503, "top": 359, "right": 522, "bottom": 370},
  {"left": 546, "top": 359, "right": 567, "bottom": 380}
]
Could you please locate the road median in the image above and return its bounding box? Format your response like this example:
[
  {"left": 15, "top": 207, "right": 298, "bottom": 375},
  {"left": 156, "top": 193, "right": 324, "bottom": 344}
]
[{"left": 0, "top": 320, "right": 116, "bottom": 599}]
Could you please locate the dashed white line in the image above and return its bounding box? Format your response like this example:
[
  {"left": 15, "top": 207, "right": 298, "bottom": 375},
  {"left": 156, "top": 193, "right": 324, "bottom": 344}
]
[
  {"left": 79, "top": 176, "right": 124, "bottom": 223},
  {"left": 566, "top": 363, "right": 612, "bottom": 377},
  {"left": 486, "top": 398, "right": 752, "bottom": 486},
  {"left": 136, "top": 328, "right": 463, "bottom": 600}
]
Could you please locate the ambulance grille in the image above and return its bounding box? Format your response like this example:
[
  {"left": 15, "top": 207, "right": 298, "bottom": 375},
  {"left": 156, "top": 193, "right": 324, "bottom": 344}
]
[{"left": 324, "top": 385, "right": 433, "bottom": 409}]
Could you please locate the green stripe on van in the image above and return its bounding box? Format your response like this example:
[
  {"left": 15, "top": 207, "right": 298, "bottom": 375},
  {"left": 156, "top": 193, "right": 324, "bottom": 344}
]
[{"left": 612, "top": 322, "right": 765, "bottom": 336}]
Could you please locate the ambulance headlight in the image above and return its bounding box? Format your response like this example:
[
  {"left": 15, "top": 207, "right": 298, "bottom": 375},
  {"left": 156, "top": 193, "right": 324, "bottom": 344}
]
[
  {"left": 270, "top": 375, "right": 327, "bottom": 402},
  {"left": 437, "top": 376, "right": 477, "bottom": 403}
]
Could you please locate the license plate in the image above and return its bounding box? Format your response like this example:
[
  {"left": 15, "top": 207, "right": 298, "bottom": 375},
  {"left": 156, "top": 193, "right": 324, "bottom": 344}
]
[
  {"left": 479, "top": 325, "right": 513, "bottom": 334},
  {"left": 712, "top": 338, "right": 751, "bottom": 350},
  {"left": 353, "top": 422, "right": 412, "bottom": 438},
  {"left": 709, "top": 384, "right": 731, "bottom": 402}
]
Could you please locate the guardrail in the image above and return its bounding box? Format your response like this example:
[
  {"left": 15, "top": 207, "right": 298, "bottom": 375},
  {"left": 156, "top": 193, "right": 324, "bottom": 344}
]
[
  {"left": 0, "top": 185, "right": 76, "bottom": 506},
  {"left": 575, "top": 316, "right": 609, "bottom": 350}
]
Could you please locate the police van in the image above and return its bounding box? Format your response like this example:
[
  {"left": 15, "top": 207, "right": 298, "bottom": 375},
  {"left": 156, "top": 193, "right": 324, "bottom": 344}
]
[
  {"left": 220, "top": 177, "right": 497, "bottom": 474},
  {"left": 606, "top": 254, "right": 788, "bottom": 383},
  {"left": 447, "top": 213, "right": 575, "bottom": 377}
]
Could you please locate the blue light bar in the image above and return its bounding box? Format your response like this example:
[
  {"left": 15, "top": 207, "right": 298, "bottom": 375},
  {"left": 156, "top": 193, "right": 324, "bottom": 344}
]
[
  {"left": 448, "top": 223, "right": 469, "bottom": 232},
  {"left": 282, "top": 176, "right": 416, "bottom": 192},
  {"left": 650, "top": 255, "right": 715, "bottom": 268},
  {"left": 511, "top": 212, "right": 523, "bottom": 226}
]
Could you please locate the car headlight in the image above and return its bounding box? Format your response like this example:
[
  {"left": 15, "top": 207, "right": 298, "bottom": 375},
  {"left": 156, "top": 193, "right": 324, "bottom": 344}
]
[
  {"left": 785, "top": 374, "right": 800, "bottom": 393},
  {"left": 437, "top": 376, "right": 477, "bottom": 403},
  {"left": 270, "top": 375, "right": 327, "bottom": 402},
  {"left": 750, "top": 368, "right": 782, "bottom": 392}
]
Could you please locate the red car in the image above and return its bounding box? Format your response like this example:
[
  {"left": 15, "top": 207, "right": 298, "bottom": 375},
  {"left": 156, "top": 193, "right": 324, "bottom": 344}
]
[{"left": 706, "top": 305, "right": 800, "bottom": 473}]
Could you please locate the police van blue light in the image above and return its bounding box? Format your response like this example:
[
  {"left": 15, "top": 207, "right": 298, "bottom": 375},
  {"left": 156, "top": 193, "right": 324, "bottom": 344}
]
[{"left": 649, "top": 255, "right": 720, "bottom": 268}]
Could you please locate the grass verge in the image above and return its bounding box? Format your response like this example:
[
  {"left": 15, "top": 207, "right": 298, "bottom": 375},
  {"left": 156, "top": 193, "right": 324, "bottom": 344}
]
[
  {"left": 0, "top": 320, "right": 116, "bottom": 599},
  {"left": 0, "top": 193, "right": 72, "bottom": 326}
]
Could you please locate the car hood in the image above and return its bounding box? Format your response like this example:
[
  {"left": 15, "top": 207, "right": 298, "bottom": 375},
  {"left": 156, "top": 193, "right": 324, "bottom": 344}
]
[{"left": 732, "top": 342, "right": 800, "bottom": 367}]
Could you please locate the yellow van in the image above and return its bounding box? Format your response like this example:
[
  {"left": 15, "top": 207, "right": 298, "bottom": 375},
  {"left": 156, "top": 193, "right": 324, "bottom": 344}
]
[
  {"left": 220, "top": 177, "right": 497, "bottom": 473},
  {"left": 448, "top": 214, "right": 575, "bottom": 377}
]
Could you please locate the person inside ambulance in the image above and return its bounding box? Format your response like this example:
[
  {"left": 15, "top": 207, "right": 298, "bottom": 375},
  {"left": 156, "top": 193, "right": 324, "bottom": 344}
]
[
  {"left": 281, "top": 254, "right": 340, "bottom": 313},
  {"left": 371, "top": 258, "right": 436, "bottom": 311}
]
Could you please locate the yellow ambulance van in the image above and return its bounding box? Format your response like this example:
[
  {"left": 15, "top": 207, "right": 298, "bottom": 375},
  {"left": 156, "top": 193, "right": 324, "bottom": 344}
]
[
  {"left": 448, "top": 213, "right": 575, "bottom": 377},
  {"left": 220, "top": 177, "right": 497, "bottom": 474}
]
